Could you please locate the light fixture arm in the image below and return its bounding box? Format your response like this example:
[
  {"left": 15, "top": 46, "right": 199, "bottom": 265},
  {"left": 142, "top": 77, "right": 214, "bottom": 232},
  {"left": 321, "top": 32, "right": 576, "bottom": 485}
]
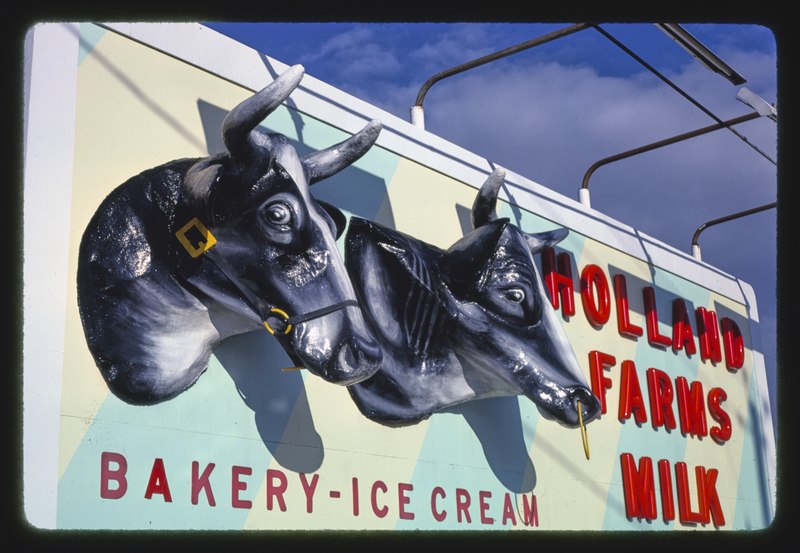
[
  {"left": 578, "top": 111, "right": 762, "bottom": 207},
  {"left": 691, "top": 202, "right": 776, "bottom": 260},
  {"left": 410, "top": 23, "right": 590, "bottom": 129}
]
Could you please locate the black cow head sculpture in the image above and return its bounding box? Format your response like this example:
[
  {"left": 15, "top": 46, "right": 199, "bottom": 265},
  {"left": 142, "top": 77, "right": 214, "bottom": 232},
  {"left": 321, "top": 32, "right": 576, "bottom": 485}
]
[
  {"left": 78, "top": 65, "right": 383, "bottom": 405},
  {"left": 345, "top": 168, "right": 601, "bottom": 427}
]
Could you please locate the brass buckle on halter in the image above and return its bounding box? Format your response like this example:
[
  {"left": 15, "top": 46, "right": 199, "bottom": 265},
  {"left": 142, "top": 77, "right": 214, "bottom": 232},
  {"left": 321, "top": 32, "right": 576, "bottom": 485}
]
[
  {"left": 176, "top": 217, "right": 217, "bottom": 258},
  {"left": 264, "top": 308, "right": 293, "bottom": 335}
]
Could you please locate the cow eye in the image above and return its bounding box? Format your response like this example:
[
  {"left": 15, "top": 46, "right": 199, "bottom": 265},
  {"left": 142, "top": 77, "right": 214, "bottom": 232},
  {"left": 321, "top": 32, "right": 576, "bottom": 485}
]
[
  {"left": 503, "top": 287, "right": 525, "bottom": 303},
  {"left": 264, "top": 202, "right": 292, "bottom": 226}
]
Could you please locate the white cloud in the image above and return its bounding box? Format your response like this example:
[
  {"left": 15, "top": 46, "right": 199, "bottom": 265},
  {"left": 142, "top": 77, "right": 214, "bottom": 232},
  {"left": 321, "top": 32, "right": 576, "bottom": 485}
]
[
  {"left": 419, "top": 52, "right": 777, "bottom": 210},
  {"left": 408, "top": 25, "right": 504, "bottom": 71},
  {"left": 299, "top": 26, "right": 403, "bottom": 81}
]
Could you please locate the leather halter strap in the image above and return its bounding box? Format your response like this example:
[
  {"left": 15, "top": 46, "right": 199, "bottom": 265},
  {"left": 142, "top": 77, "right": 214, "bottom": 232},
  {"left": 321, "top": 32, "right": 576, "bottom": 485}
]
[{"left": 176, "top": 217, "right": 360, "bottom": 361}]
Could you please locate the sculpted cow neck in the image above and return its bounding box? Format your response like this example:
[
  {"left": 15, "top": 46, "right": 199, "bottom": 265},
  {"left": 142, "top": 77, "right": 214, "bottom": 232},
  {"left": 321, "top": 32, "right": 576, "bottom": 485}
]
[
  {"left": 77, "top": 65, "right": 383, "bottom": 406},
  {"left": 345, "top": 169, "right": 601, "bottom": 428}
]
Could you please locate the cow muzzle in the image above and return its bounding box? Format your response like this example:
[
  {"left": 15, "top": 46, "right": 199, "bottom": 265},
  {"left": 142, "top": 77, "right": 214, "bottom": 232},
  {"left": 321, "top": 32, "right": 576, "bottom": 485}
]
[
  {"left": 330, "top": 333, "right": 384, "bottom": 385},
  {"left": 529, "top": 384, "right": 601, "bottom": 429},
  {"left": 278, "top": 303, "right": 383, "bottom": 385}
]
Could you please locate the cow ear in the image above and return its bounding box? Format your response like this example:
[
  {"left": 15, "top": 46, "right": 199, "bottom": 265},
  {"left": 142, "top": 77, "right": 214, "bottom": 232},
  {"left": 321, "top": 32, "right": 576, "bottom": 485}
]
[
  {"left": 317, "top": 200, "right": 347, "bottom": 239},
  {"left": 439, "top": 218, "right": 509, "bottom": 295},
  {"left": 525, "top": 227, "right": 569, "bottom": 253},
  {"left": 182, "top": 158, "right": 224, "bottom": 215}
]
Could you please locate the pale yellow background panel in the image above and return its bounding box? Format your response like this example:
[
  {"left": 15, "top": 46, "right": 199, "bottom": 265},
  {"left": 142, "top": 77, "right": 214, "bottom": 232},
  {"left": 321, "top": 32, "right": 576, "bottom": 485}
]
[{"left": 61, "top": 28, "right": 263, "bottom": 475}]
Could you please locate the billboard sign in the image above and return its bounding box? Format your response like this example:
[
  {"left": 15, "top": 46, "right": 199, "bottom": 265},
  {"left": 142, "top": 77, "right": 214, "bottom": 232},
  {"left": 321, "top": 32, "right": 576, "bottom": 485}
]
[{"left": 22, "top": 22, "right": 776, "bottom": 531}]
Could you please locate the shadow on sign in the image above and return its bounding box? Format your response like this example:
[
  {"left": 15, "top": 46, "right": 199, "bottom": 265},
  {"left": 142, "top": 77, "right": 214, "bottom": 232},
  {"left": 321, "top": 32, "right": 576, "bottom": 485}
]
[{"left": 213, "top": 331, "right": 325, "bottom": 474}]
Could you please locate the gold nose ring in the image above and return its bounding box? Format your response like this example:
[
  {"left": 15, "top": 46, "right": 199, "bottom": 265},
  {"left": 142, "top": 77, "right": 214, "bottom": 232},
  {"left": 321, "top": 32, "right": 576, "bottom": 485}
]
[{"left": 577, "top": 399, "right": 590, "bottom": 460}]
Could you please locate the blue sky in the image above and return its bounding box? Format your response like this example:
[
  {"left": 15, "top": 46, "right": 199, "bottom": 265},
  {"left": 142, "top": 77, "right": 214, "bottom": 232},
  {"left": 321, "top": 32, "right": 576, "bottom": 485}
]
[{"left": 203, "top": 22, "right": 779, "bottom": 434}]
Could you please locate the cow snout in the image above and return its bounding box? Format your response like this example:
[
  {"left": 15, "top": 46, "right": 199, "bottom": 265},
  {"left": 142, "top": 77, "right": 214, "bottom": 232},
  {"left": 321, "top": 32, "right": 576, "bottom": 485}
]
[
  {"left": 529, "top": 384, "right": 601, "bottom": 428},
  {"left": 569, "top": 386, "right": 601, "bottom": 427},
  {"left": 291, "top": 307, "right": 383, "bottom": 385},
  {"left": 332, "top": 334, "right": 383, "bottom": 385}
]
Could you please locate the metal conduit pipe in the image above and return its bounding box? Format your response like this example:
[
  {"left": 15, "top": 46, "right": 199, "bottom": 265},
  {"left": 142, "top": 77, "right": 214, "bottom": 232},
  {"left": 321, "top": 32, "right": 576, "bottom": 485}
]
[
  {"left": 410, "top": 23, "right": 590, "bottom": 129},
  {"left": 691, "top": 202, "right": 776, "bottom": 261},
  {"left": 578, "top": 110, "right": 762, "bottom": 208}
]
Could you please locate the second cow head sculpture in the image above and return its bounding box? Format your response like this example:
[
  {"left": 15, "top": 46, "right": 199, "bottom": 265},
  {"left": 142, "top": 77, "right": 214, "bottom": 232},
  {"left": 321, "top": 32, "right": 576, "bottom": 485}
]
[
  {"left": 78, "top": 65, "right": 383, "bottom": 405},
  {"left": 345, "top": 168, "right": 601, "bottom": 428}
]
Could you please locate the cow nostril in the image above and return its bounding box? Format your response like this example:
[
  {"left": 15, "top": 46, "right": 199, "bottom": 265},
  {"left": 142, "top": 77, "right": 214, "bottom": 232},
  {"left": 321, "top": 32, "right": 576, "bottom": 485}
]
[
  {"left": 351, "top": 335, "right": 383, "bottom": 366},
  {"left": 329, "top": 337, "right": 382, "bottom": 385},
  {"left": 572, "top": 387, "right": 601, "bottom": 423}
]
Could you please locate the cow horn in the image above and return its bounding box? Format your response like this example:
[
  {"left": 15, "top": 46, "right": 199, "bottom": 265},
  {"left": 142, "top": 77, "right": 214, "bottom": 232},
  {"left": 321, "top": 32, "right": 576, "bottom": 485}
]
[
  {"left": 303, "top": 119, "right": 383, "bottom": 184},
  {"left": 471, "top": 167, "right": 506, "bottom": 229},
  {"left": 222, "top": 64, "right": 305, "bottom": 163}
]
